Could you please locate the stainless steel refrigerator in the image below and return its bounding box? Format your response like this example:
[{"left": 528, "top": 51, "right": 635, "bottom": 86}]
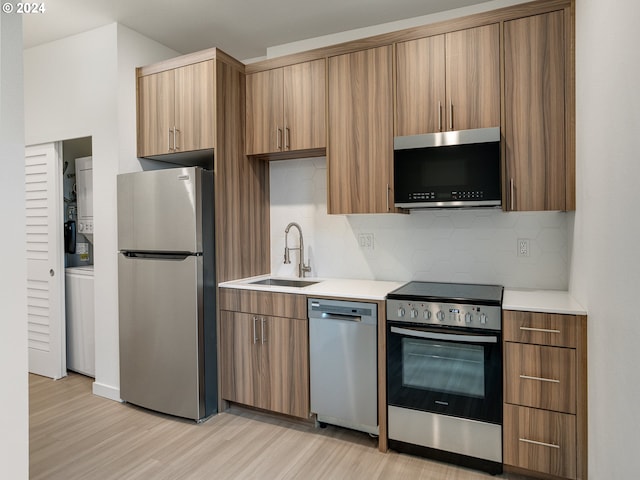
[{"left": 117, "top": 166, "right": 216, "bottom": 421}]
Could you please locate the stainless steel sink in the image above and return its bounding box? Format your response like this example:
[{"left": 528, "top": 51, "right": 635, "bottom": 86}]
[{"left": 250, "top": 278, "right": 319, "bottom": 288}]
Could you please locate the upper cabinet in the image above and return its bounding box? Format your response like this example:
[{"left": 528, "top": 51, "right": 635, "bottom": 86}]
[
  {"left": 327, "top": 46, "right": 397, "bottom": 214},
  {"left": 396, "top": 24, "right": 500, "bottom": 136},
  {"left": 246, "top": 59, "right": 326, "bottom": 158},
  {"left": 504, "top": 10, "right": 573, "bottom": 211},
  {"left": 137, "top": 60, "right": 215, "bottom": 157}
]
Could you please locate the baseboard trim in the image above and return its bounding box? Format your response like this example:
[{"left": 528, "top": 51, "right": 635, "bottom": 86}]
[{"left": 92, "top": 381, "right": 122, "bottom": 402}]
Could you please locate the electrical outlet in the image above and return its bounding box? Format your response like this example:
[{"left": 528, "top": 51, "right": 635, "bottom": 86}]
[
  {"left": 359, "top": 233, "right": 374, "bottom": 251},
  {"left": 517, "top": 238, "right": 530, "bottom": 257}
]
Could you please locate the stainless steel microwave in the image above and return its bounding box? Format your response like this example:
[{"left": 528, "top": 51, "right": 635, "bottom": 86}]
[{"left": 393, "top": 127, "right": 501, "bottom": 209}]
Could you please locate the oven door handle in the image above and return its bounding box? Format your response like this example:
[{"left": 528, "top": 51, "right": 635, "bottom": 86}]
[{"left": 390, "top": 326, "right": 498, "bottom": 344}]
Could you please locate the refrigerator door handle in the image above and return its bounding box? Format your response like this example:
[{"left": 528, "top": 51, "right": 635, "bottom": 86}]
[{"left": 122, "top": 252, "right": 194, "bottom": 260}]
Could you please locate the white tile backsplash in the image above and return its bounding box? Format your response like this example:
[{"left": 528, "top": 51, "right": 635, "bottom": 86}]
[{"left": 270, "top": 157, "right": 569, "bottom": 289}]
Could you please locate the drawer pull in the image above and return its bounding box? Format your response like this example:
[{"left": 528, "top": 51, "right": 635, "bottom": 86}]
[
  {"left": 520, "top": 374, "right": 560, "bottom": 384},
  {"left": 519, "top": 438, "right": 560, "bottom": 449},
  {"left": 520, "top": 326, "right": 561, "bottom": 334}
]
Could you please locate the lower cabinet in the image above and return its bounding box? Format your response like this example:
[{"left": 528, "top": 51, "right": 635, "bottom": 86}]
[
  {"left": 219, "top": 289, "right": 309, "bottom": 419},
  {"left": 503, "top": 310, "right": 587, "bottom": 480}
]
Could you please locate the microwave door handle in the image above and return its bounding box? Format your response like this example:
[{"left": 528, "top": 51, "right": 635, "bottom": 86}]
[{"left": 390, "top": 326, "right": 498, "bottom": 344}]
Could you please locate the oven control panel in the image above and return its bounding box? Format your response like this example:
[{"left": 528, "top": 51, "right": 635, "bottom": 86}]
[{"left": 386, "top": 299, "right": 501, "bottom": 331}]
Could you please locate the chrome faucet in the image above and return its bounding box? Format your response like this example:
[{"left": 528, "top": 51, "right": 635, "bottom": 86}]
[{"left": 284, "top": 222, "right": 311, "bottom": 278}]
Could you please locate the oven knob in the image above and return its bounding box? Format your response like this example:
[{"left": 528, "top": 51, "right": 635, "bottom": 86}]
[
  {"left": 465, "top": 312, "right": 473, "bottom": 323},
  {"left": 423, "top": 310, "right": 432, "bottom": 320},
  {"left": 397, "top": 307, "right": 406, "bottom": 318},
  {"left": 410, "top": 308, "right": 418, "bottom": 319},
  {"left": 479, "top": 313, "right": 488, "bottom": 324},
  {"left": 436, "top": 311, "right": 445, "bottom": 321}
]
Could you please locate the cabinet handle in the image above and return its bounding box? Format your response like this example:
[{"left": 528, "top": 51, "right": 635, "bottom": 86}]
[
  {"left": 519, "top": 438, "right": 560, "bottom": 449},
  {"left": 173, "top": 127, "right": 179, "bottom": 151},
  {"left": 510, "top": 178, "right": 515, "bottom": 211},
  {"left": 284, "top": 127, "right": 290, "bottom": 150},
  {"left": 386, "top": 183, "right": 390, "bottom": 212},
  {"left": 252, "top": 316, "right": 258, "bottom": 344},
  {"left": 276, "top": 128, "right": 282, "bottom": 151},
  {"left": 449, "top": 100, "right": 453, "bottom": 131},
  {"left": 438, "top": 102, "right": 442, "bottom": 132},
  {"left": 261, "top": 318, "right": 266, "bottom": 344},
  {"left": 520, "top": 326, "right": 561, "bottom": 334},
  {"left": 168, "top": 128, "right": 173, "bottom": 151},
  {"left": 519, "top": 374, "right": 560, "bottom": 384}
]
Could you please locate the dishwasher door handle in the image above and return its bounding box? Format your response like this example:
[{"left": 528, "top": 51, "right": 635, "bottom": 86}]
[{"left": 319, "top": 312, "right": 362, "bottom": 322}]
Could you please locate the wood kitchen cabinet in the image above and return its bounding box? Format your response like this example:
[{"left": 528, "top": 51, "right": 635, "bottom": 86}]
[
  {"left": 504, "top": 10, "right": 574, "bottom": 211},
  {"left": 327, "top": 45, "right": 398, "bottom": 214},
  {"left": 137, "top": 60, "right": 214, "bottom": 157},
  {"left": 219, "top": 289, "right": 309, "bottom": 419},
  {"left": 396, "top": 24, "right": 500, "bottom": 136},
  {"left": 246, "top": 59, "right": 325, "bottom": 158},
  {"left": 503, "top": 310, "right": 587, "bottom": 480}
]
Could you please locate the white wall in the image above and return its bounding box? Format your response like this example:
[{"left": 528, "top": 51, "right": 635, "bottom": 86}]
[
  {"left": 572, "top": 0, "right": 640, "bottom": 477},
  {"left": 24, "top": 24, "right": 178, "bottom": 400},
  {"left": 271, "top": 158, "right": 570, "bottom": 289},
  {"left": 0, "top": 12, "right": 28, "bottom": 480}
]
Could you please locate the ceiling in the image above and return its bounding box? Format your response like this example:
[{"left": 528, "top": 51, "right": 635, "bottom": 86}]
[{"left": 22, "top": 0, "right": 495, "bottom": 61}]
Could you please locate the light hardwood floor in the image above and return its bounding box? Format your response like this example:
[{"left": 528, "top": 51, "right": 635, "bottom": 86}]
[{"left": 30, "top": 373, "right": 520, "bottom": 480}]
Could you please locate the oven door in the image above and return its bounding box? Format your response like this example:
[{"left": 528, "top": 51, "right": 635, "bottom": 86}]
[{"left": 387, "top": 323, "right": 502, "bottom": 424}]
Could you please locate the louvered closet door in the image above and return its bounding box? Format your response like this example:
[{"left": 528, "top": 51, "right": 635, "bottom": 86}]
[{"left": 25, "top": 143, "right": 66, "bottom": 379}]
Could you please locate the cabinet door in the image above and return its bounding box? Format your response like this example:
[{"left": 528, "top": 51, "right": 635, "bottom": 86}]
[
  {"left": 328, "top": 46, "right": 394, "bottom": 214},
  {"left": 283, "top": 59, "right": 326, "bottom": 151},
  {"left": 505, "top": 342, "right": 576, "bottom": 414},
  {"left": 246, "top": 68, "right": 284, "bottom": 155},
  {"left": 219, "top": 311, "right": 262, "bottom": 409},
  {"left": 396, "top": 35, "right": 446, "bottom": 136},
  {"left": 504, "top": 404, "right": 577, "bottom": 479},
  {"left": 174, "top": 60, "right": 215, "bottom": 153},
  {"left": 445, "top": 24, "right": 500, "bottom": 131},
  {"left": 504, "top": 11, "right": 566, "bottom": 211},
  {"left": 137, "top": 69, "right": 175, "bottom": 157},
  {"left": 263, "top": 315, "right": 310, "bottom": 418}
]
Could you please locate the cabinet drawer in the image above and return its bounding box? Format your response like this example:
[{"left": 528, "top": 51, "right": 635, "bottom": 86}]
[
  {"left": 219, "top": 288, "right": 307, "bottom": 319},
  {"left": 505, "top": 342, "right": 576, "bottom": 413},
  {"left": 504, "top": 404, "right": 577, "bottom": 479},
  {"left": 504, "top": 310, "right": 581, "bottom": 347}
]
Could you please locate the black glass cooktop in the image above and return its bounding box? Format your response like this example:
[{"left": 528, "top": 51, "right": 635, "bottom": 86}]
[{"left": 387, "top": 281, "right": 503, "bottom": 306}]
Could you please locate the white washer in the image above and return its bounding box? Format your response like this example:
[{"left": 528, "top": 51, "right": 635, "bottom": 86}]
[{"left": 65, "top": 265, "right": 95, "bottom": 377}]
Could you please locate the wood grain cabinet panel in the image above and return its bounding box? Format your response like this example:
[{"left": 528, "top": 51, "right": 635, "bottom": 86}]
[
  {"left": 137, "top": 60, "right": 215, "bottom": 157},
  {"left": 220, "top": 290, "right": 310, "bottom": 419},
  {"left": 137, "top": 70, "right": 175, "bottom": 157},
  {"left": 504, "top": 11, "right": 568, "bottom": 211},
  {"left": 327, "top": 45, "right": 395, "bottom": 214},
  {"left": 504, "top": 404, "right": 577, "bottom": 479},
  {"left": 220, "top": 311, "right": 262, "bottom": 408},
  {"left": 396, "top": 24, "right": 499, "bottom": 136},
  {"left": 174, "top": 60, "right": 215, "bottom": 153},
  {"left": 445, "top": 24, "right": 500, "bottom": 132},
  {"left": 504, "top": 310, "right": 579, "bottom": 347},
  {"left": 505, "top": 342, "right": 576, "bottom": 413},
  {"left": 246, "top": 59, "right": 325, "bottom": 157}
]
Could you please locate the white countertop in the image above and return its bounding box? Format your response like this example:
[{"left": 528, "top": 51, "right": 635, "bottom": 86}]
[
  {"left": 503, "top": 288, "right": 587, "bottom": 315},
  {"left": 220, "top": 276, "right": 587, "bottom": 314},
  {"left": 219, "top": 274, "right": 405, "bottom": 301}
]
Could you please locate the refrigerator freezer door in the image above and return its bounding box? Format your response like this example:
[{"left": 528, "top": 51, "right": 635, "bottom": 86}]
[
  {"left": 119, "top": 253, "right": 204, "bottom": 420},
  {"left": 117, "top": 167, "right": 203, "bottom": 253}
]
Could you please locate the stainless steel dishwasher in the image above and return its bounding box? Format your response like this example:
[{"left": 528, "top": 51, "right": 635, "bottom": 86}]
[{"left": 308, "top": 298, "right": 378, "bottom": 435}]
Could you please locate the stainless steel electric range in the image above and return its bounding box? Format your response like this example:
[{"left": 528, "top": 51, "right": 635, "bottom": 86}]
[{"left": 386, "top": 281, "right": 504, "bottom": 475}]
